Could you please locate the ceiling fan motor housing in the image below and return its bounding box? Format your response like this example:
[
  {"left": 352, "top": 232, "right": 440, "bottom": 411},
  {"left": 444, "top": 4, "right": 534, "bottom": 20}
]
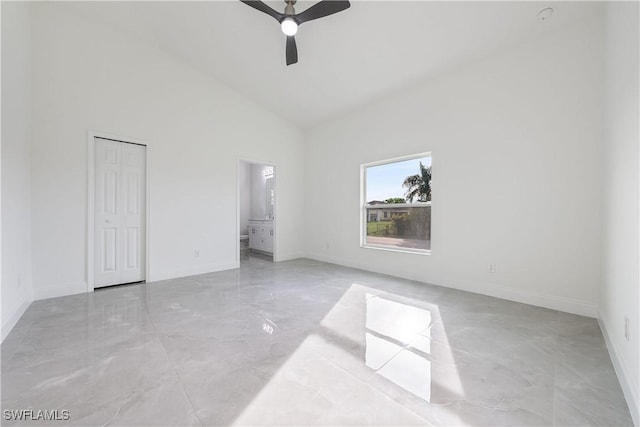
[{"left": 284, "top": 3, "right": 295, "bottom": 17}]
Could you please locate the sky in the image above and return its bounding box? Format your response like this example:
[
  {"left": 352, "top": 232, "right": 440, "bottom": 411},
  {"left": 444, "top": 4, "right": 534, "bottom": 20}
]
[{"left": 366, "top": 156, "right": 431, "bottom": 202}]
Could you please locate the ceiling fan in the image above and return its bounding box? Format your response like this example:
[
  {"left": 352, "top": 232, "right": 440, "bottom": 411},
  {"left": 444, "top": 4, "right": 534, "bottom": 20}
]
[{"left": 240, "top": 0, "right": 351, "bottom": 66}]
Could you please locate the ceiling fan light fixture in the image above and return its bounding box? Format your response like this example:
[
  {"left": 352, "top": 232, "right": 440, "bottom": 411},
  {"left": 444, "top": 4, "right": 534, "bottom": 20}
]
[
  {"left": 281, "top": 18, "right": 298, "bottom": 35},
  {"left": 240, "top": 0, "right": 351, "bottom": 65}
]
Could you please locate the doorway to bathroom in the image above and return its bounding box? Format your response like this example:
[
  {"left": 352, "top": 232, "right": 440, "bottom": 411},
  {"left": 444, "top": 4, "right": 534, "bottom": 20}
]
[{"left": 238, "top": 159, "right": 276, "bottom": 263}]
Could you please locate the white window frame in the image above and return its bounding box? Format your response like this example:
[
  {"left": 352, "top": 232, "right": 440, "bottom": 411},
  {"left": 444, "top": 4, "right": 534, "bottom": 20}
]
[{"left": 360, "top": 152, "right": 432, "bottom": 255}]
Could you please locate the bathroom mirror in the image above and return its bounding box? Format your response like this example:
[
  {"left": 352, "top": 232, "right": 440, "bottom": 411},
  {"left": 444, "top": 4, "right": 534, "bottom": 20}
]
[{"left": 265, "top": 177, "right": 274, "bottom": 219}]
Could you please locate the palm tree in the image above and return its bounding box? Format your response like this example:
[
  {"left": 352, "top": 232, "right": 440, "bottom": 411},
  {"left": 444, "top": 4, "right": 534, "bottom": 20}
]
[{"left": 403, "top": 162, "right": 432, "bottom": 202}]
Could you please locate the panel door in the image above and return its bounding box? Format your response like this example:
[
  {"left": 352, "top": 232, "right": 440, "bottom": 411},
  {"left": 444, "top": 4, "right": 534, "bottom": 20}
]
[
  {"left": 94, "top": 138, "right": 146, "bottom": 288},
  {"left": 120, "top": 143, "right": 146, "bottom": 283}
]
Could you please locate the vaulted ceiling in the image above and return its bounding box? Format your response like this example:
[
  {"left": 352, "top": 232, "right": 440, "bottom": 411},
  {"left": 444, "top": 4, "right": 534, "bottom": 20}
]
[{"left": 60, "top": 1, "right": 602, "bottom": 129}]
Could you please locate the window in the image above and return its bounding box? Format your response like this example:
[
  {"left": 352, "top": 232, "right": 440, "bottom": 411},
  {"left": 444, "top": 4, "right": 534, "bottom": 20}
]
[{"left": 361, "top": 153, "right": 431, "bottom": 253}]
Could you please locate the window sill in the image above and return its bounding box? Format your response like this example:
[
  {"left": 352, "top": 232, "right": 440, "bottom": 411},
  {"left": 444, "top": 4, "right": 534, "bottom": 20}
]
[{"left": 361, "top": 244, "right": 431, "bottom": 256}]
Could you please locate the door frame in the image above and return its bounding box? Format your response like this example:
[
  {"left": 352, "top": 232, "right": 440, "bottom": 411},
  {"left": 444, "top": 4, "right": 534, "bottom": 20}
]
[
  {"left": 236, "top": 157, "right": 278, "bottom": 266},
  {"left": 87, "top": 130, "right": 151, "bottom": 292}
]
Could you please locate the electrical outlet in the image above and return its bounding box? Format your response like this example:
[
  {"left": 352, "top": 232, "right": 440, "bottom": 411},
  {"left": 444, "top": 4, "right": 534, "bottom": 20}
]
[
  {"left": 194, "top": 250, "right": 200, "bottom": 258},
  {"left": 624, "top": 317, "right": 630, "bottom": 341},
  {"left": 488, "top": 264, "right": 496, "bottom": 273}
]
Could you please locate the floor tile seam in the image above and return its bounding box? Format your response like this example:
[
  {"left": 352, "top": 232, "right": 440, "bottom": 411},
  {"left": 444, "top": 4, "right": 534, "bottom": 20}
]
[
  {"left": 430, "top": 318, "right": 560, "bottom": 339},
  {"left": 141, "top": 302, "right": 205, "bottom": 427},
  {"left": 3, "top": 370, "right": 168, "bottom": 425},
  {"left": 428, "top": 332, "right": 557, "bottom": 379},
  {"left": 445, "top": 397, "right": 535, "bottom": 412},
  {"left": 555, "top": 375, "right": 627, "bottom": 394},
  {"left": 159, "top": 363, "right": 205, "bottom": 427},
  {"left": 87, "top": 388, "right": 141, "bottom": 427},
  {"left": 424, "top": 343, "right": 558, "bottom": 413},
  {"left": 82, "top": 374, "right": 199, "bottom": 427},
  {"left": 324, "top": 376, "right": 437, "bottom": 427},
  {"left": 443, "top": 398, "right": 555, "bottom": 425},
  {"left": 317, "top": 352, "right": 435, "bottom": 425},
  {"left": 1, "top": 337, "right": 183, "bottom": 407},
  {"left": 426, "top": 333, "right": 485, "bottom": 361},
  {"left": 371, "top": 342, "right": 412, "bottom": 374}
]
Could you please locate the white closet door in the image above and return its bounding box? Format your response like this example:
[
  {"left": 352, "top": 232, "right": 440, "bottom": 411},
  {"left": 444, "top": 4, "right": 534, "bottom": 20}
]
[
  {"left": 94, "top": 138, "right": 146, "bottom": 288},
  {"left": 120, "top": 143, "right": 146, "bottom": 283}
]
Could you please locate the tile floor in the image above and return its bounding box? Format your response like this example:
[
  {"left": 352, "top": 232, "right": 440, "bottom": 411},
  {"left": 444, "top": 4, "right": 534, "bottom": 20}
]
[{"left": 1, "top": 257, "right": 633, "bottom": 426}]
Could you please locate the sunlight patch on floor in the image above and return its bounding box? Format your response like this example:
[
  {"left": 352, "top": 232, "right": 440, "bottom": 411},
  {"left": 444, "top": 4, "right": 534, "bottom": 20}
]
[{"left": 231, "top": 283, "right": 465, "bottom": 425}]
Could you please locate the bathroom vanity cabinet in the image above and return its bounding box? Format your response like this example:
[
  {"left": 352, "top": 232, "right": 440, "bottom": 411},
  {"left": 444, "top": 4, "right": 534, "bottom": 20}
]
[{"left": 248, "top": 220, "right": 273, "bottom": 254}]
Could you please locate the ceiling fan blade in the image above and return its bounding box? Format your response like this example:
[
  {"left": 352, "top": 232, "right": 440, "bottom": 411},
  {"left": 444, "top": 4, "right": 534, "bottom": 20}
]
[
  {"left": 286, "top": 36, "right": 298, "bottom": 65},
  {"left": 240, "top": 0, "right": 284, "bottom": 22},
  {"left": 295, "top": 0, "right": 350, "bottom": 25}
]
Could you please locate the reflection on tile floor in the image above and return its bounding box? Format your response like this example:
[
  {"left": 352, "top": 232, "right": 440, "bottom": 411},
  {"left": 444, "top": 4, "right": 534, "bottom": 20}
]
[{"left": 1, "top": 257, "right": 633, "bottom": 426}]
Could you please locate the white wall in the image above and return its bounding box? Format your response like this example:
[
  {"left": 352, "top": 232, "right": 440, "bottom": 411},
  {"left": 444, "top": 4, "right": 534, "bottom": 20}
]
[
  {"left": 1, "top": 2, "right": 34, "bottom": 340},
  {"left": 239, "top": 161, "right": 251, "bottom": 235},
  {"left": 305, "top": 18, "right": 604, "bottom": 317},
  {"left": 29, "top": 3, "right": 305, "bottom": 299},
  {"left": 600, "top": 2, "right": 639, "bottom": 424}
]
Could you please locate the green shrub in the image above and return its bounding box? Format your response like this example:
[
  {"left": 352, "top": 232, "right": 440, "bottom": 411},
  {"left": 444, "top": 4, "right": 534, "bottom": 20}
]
[{"left": 390, "top": 208, "right": 431, "bottom": 240}]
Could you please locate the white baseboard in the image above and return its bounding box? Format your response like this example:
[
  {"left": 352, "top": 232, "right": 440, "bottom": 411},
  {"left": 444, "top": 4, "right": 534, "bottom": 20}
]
[
  {"left": 276, "top": 252, "right": 306, "bottom": 262},
  {"left": 1, "top": 298, "right": 31, "bottom": 342},
  {"left": 305, "top": 252, "right": 598, "bottom": 318},
  {"left": 442, "top": 277, "right": 598, "bottom": 318},
  {"left": 599, "top": 313, "right": 639, "bottom": 426},
  {"left": 150, "top": 262, "right": 238, "bottom": 282},
  {"left": 34, "top": 283, "right": 86, "bottom": 301},
  {"left": 31, "top": 262, "right": 240, "bottom": 302}
]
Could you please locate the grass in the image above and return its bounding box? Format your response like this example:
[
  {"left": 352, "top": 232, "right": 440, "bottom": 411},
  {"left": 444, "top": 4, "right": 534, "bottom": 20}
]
[{"left": 367, "top": 221, "right": 393, "bottom": 236}]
